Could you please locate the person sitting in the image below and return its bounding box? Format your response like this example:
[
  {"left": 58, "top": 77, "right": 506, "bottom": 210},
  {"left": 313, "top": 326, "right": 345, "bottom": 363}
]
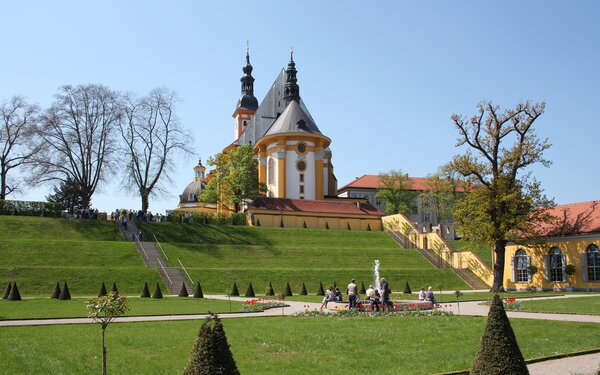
[
  {"left": 425, "top": 286, "right": 437, "bottom": 304},
  {"left": 335, "top": 287, "right": 342, "bottom": 302},
  {"left": 371, "top": 289, "right": 381, "bottom": 312},
  {"left": 365, "top": 285, "right": 375, "bottom": 302},
  {"left": 321, "top": 287, "right": 335, "bottom": 308},
  {"left": 418, "top": 287, "right": 426, "bottom": 301}
]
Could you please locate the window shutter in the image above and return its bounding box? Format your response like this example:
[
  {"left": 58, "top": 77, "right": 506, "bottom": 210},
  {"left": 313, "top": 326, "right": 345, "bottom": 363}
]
[
  {"left": 561, "top": 254, "right": 567, "bottom": 282},
  {"left": 527, "top": 256, "right": 532, "bottom": 282},
  {"left": 511, "top": 256, "right": 516, "bottom": 282},
  {"left": 543, "top": 255, "right": 549, "bottom": 281},
  {"left": 581, "top": 253, "right": 587, "bottom": 282}
]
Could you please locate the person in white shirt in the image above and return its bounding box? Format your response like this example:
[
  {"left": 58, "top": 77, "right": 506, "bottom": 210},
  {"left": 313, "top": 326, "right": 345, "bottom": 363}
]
[{"left": 346, "top": 279, "right": 357, "bottom": 309}]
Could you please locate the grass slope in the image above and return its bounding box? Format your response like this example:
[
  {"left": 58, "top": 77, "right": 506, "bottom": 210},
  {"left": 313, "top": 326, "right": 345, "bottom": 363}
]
[
  {"left": 1, "top": 317, "right": 598, "bottom": 374},
  {"left": 142, "top": 223, "right": 470, "bottom": 293},
  {"left": 0, "top": 216, "right": 164, "bottom": 296}
]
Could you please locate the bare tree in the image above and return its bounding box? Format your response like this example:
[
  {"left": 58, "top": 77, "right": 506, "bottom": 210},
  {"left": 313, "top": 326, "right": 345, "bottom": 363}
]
[
  {"left": 31, "top": 84, "right": 121, "bottom": 209},
  {"left": 119, "top": 88, "right": 193, "bottom": 213},
  {"left": 0, "top": 96, "right": 40, "bottom": 200}
]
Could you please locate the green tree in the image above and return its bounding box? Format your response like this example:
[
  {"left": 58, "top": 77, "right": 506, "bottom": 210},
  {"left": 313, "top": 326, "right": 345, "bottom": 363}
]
[
  {"left": 420, "top": 169, "right": 464, "bottom": 225},
  {"left": 200, "top": 144, "right": 266, "bottom": 212},
  {"left": 45, "top": 177, "right": 84, "bottom": 214},
  {"left": 449, "top": 101, "right": 553, "bottom": 292},
  {"left": 184, "top": 314, "right": 240, "bottom": 375},
  {"left": 86, "top": 292, "right": 130, "bottom": 375},
  {"left": 376, "top": 169, "right": 417, "bottom": 215}
]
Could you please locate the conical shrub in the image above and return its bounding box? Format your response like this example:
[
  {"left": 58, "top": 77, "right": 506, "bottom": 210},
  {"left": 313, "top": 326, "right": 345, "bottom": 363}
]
[
  {"left": 360, "top": 282, "right": 366, "bottom": 295},
  {"left": 230, "top": 282, "right": 239, "bottom": 296},
  {"left": 152, "top": 282, "right": 163, "bottom": 299},
  {"left": 3, "top": 282, "right": 12, "bottom": 299},
  {"left": 470, "top": 294, "right": 529, "bottom": 375},
  {"left": 266, "top": 282, "right": 275, "bottom": 296},
  {"left": 333, "top": 281, "right": 337, "bottom": 288},
  {"left": 179, "top": 282, "right": 189, "bottom": 297},
  {"left": 244, "top": 282, "right": 255, "bottom": 297},
  {"left": 140, "top": 282, "right": 150, "bottom": 298},
  {"left": 284, "top": 282, "right": 293, "bottom": 297},
  {"left": 183, "top": 314, "right": 240, "bottom": 375},
  {"left": 193, "top": 282, "right": 204, "bottom": 298},
  {"left": 317, "top": 282, "right": 325, "bottom": 296},
  {"left": 7, "top": 282, "right": 21, "bottom": 301},
  {"left": 59, "top": 282, "right": 71, "bottom": 300},
  {"left": 51, "top": 282, "right": 61, "bottom": 299},
  {"left": 98, "top": 282, "right": 107, "bottom": 297},
  {"left": 300, "top": 282, "right": 307, "bottom": 295},
  {"left": 111, "top": 282, "right": 119, "bottom": 295},
  {"left": 403, "top": 281, "right": 412, "bottom": 294}
]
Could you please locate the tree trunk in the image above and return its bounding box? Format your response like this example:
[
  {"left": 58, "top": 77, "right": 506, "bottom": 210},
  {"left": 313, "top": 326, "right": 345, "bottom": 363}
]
[
  {"left": 101, "top": 324, "right": 107, "bottom": 375},
  {"left": 141, "top": 192, "right": 149, "bottom": 214},
  {"left": 0, "top": 166, "right": 7, "bottom": 200},
  {"left": 491, "top": 239, "right": 507, "bottom": 292}
]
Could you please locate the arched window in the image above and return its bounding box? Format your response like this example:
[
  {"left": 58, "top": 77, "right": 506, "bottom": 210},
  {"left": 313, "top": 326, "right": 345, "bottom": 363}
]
[
  {"left": 585, "top": 244, "right": 600, "bottom": 282},
  {"left": 513, "top": 249, "right": 531, "bottom": 283},
  {"left": 267, "top": 158, "right": 275, "bottom": 185},
  {"left": 546, "top": 247, "right": 566, "bottom": 282}
]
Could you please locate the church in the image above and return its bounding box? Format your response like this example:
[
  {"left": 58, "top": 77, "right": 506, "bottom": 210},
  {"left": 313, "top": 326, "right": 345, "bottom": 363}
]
[{"left": 178, "top": 49, "right": 383, "bottom": 230}]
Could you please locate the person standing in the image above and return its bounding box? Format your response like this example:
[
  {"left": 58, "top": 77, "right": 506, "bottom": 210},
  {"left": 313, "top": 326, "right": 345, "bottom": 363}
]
[
  {"left": 347, "top": 278, "right": 357, "bottom": 309},
  {"left": 380, "top": 277, "right": 391, "bottom": 308}
]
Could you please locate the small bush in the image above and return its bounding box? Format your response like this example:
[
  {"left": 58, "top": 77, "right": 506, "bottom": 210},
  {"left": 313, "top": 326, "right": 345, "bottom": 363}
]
[
  {"left": 179, "top": 282, "right": 189, "bottom": 297},
  {"left": 317, "top": 282, "right": 325, "bottom": 296},
  {"left": 360, "top": 282, "right": 366, "bottom": 295},
  {"left": 3, "top": 282, "right": 12, "bottom": 299},
  {"left": 140, "top": 282, "right": 150, "bottom": 298},
  {"left": 152, "top": 282, "right": 163, "bottom": 299},
  {"left": 230, "top": 282, "right": 239, "bottom": 296},
  {"left": 98, "top": 282, "right": 107, "bottom": 297},
  {"left": 244, "top": 282, "right": 255, "bottom": 297},
  {"left": 300, "top": 282, "right": 307, "bottom": 296},
  {"left": 193, "top": 282, "right": 204, "bottom": 298},
  {"left": 266, "top": 282, "right": 275, "bottom": 296},
  {"left": 51, "top": 282, "right": 61, "bottom": 299},
  {"left": 284, "top": 282, "right": 293, "bottom": 297},
  {"left": 403, "top": 281, "right": 412, "bottom": 294},
  {"left": 111, "top": 282, "right": 119, "bottom": 295},
  {"left": 7, "top": 282, "right": 21, "bottom": 301},
  {"left": 59, "top": 282, "right": 71, "bottom": 300}
]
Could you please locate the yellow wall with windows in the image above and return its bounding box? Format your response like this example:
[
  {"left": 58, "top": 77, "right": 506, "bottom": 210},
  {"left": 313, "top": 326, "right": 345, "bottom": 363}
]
[{"left": 504, "top": 235, "right": 600, "bottom": 291}]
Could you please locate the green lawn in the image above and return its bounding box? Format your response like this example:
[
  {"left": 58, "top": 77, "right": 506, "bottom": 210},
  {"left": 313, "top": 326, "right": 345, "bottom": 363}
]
[
  {"left": 0, "top": 297, "right": 244, "bottom": 320},
  {"left": 0, "top": 216, "right": 121, "bottom": 241},
  {"left": 447, "top": 239, "right": 493, "bottom": 269},
  {"left": 519, "top": 295, "right": 600, "bottom": 315},
  {"left": 141, "top": 223, "right": 470, "bottom": 293},
  {"left": 1, "top": 316, "right": 598, "bottom": 374}
]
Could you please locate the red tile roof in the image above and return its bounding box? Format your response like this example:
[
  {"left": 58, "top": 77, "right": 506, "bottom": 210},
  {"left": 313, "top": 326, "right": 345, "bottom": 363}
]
[
  {"left": 338, "top": 174, "right": 470, "bottom": 193},
  {"left": 536, "top": 200, "right": 600, "bottom": 236},
  {"left": 249, "top": 197, "right": 384, "bottom": 216}
]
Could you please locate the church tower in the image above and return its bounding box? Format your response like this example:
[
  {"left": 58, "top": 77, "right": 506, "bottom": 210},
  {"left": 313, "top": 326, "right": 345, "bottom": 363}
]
[
  {"left": 254, "top": 52, "right": 333, "bottom": 200},
  {"left": 232, "top": 48, "right": 258, "bottom": 140}
]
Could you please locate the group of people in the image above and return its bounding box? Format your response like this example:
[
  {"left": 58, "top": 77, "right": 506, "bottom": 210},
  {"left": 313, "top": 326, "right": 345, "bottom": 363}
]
[
  {"left": 418, "top": 286, "right": 437, "bottom": 304},
  {"left": 321, "top": 278, "right": 392, "bottom": 312},
  {"left": 111, "top": 209, "right": 170, "bottom": 224}
]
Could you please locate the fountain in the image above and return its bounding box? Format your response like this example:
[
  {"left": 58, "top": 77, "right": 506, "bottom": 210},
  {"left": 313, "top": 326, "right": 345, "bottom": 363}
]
[{"left": 373, "top": 259, "right": 381, "bottom": 291}]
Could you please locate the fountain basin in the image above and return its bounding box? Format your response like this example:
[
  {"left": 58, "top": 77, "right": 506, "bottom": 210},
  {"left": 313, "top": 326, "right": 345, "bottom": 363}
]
[{"left": 325, "top": 300, "right": 434, "bottom": 311}]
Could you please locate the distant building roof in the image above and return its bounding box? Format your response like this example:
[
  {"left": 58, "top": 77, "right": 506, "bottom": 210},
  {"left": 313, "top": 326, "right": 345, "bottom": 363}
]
[
  {"left": 249, "top": 197, "right": 383, "bottom": 217},
  {"left": 338, "top": 174, "right": 471, "bottom": 194},
  {"left": 535, "top": 200, "right": 600, "bottom": 237}
]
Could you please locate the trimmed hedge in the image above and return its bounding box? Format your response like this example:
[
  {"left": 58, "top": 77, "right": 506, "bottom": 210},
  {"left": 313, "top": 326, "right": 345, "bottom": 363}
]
[
  {"left": 140, "top": 282, "right": 150, "bottom": 298},
  {"left": 0, "top": 199, "right": 62, "bottom": 217},
  {"left": 152, "top": 282, "right": 163, "bottom": 299},
  {"left": 52, "top": 282, "right": 61, "bottom": 299},
  {"left": 193, "top": 282, "right": 204, "bottom": 298}
]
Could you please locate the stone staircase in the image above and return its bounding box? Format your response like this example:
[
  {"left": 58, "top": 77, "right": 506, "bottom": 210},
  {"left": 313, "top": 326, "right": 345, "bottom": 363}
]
[
  {"left": 453, "top": 268, "right": 489, "bottom": 290},
  {"left": 118, "top": 219, "right": 193, "bottom": 295}
]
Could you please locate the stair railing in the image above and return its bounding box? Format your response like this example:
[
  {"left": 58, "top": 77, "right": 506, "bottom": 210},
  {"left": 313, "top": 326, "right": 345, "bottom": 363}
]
[
  {"left": 153, "top": 234, "right": 169, "bottom": 261},
  {"left": 135, "top": 235, "right": 150, "bottom": 261},
  {"left": 157, "top": 258, "right": 173, "bottom": 286},
  {"left": 178, "top": 258, "right": 194, "bottom": 285}
]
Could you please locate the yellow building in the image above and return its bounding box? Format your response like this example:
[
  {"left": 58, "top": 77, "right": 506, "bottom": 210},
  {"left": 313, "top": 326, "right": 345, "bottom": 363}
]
[{"left": 504, "top": 200, "right": 600, "bottom": 291}]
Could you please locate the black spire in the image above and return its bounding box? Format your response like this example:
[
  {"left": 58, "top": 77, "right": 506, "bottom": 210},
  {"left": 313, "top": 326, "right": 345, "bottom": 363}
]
[
  {"left": 284, "top": 48, "right": 300, "bottom": 106},
  {"left": 236, "top": 46, "right": 258, "bottom": 111}
]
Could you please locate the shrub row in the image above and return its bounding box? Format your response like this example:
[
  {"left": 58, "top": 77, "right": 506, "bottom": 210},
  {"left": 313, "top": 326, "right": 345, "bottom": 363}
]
[
  {"left": 170, "top": 211, "right": 247, "bottom": 226},
  {"left": 0, "top": 199, "right": 62, "bottom": 217}
]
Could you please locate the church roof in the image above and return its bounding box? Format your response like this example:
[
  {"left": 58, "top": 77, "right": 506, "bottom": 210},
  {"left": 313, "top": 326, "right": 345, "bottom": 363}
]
[
  {"left": 249, "top": 197, "right": 383, "bottom": 217},
  {"left": 263, "top": 100, "right": 321, "bottom": 137},
  {"left": 180, "top": 180, "right": 204, "bottom": 203}
]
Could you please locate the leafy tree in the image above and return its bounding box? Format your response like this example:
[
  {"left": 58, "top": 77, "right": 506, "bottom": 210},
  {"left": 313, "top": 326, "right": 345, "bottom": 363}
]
[
  {"left": 119, "top": 88, "right": 193, "bottom": 213},
  {"left": 31, "top": 84, "right": 121, "bottom": 210},
  {"left": 449, "top": 101, "right": 553, "bottom": 292},
  {"left": 45, "top": 177, "right": 84, "bottom": 213},
  {"left": 0, "top": 96, "right": 40, "bottom": 200},
  {"left": 420, "top": 169, "right": 463, "bottom": 225},
  {"left": 470, "top": 295, "right": 528, "bottom": 374},
  {"left": 87, "top": 292, "right": 130, "bottom": 375},
  {"left": 200, "top": 144, "right": 266, "bottom": 212},
  {"left": 376, "top": 169, "right": 417, "bottom": 215},
  {"left": 183, "top": 314, "right": 240, "bottom": 375}
]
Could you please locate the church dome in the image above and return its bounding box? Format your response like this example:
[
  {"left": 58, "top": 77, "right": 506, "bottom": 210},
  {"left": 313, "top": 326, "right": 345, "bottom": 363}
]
[
  {"left": 237, "top": 94, "right": 258, "bottom": 111},
  {"left": 180, "top": 180, "right": 205, "bottom": 203}
]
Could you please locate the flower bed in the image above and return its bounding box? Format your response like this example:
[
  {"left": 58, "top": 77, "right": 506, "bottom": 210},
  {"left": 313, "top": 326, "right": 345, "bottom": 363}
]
[
  {"left": 295, "top": 305, "right": 453, "bottom": 318},
  {"left": 240, "top": 298, "right": 286, "bottom": 312},
  {"left": 481, "top": 297, "right": 524, "bottom": 311}
]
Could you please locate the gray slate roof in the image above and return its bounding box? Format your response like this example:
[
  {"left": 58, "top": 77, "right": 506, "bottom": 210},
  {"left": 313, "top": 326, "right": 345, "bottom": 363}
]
[{"left": 264, "top": 100, "right": 321, "bottom": 136}]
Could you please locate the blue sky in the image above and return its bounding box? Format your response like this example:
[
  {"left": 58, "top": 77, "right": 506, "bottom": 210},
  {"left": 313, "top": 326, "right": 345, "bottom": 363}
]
[{"left": 1, "top": 1, "right": 598, "bottom": 213}]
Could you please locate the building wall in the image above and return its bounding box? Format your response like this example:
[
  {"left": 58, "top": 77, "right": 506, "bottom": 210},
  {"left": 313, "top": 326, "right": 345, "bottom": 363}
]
[
  {"left": 250, "top": 212, "right": 382, "bottom": 231},
  {"left": 504, "top": 234, "right": 600, "bottom": 291}
]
